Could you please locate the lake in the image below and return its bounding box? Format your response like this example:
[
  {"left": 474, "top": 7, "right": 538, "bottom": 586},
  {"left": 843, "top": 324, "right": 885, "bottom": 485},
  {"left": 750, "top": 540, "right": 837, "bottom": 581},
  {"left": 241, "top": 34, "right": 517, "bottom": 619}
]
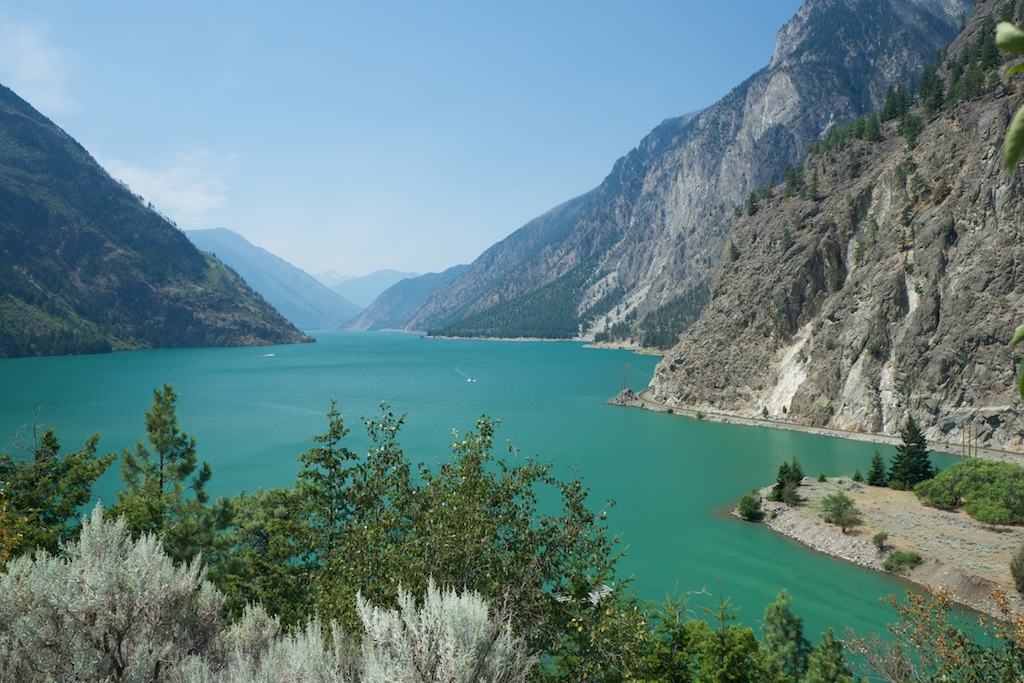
[{"left": 0, "top": 331, "right": 957, "bottom": 640}]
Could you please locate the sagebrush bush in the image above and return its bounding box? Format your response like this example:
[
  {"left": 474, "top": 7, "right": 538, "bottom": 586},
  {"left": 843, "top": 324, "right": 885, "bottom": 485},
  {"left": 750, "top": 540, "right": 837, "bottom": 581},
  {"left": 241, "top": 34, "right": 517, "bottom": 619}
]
[{"left": 0, "top": 505, "right": 223, "bottom": 682}]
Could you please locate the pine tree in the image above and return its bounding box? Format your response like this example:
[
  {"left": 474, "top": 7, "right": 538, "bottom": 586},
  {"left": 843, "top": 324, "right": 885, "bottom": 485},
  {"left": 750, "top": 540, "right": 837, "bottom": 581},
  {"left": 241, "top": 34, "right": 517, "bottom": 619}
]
[
  {"left": 0, "top": 427, "right": 114, "bottom": 556},
  {"left": 803, "top": 627, "right": 854, "bottom": 683},
  {"left": 762, "top": 590, "right": 811, "bottom": 682},
  {"left": 888, "top": 415, "right": 934, "bottom": 490},
  {"left": 113, "top": 384, "right": 214, "bottom": 563},
  {"left": 866, "top": 451, "right": 888, "bottom": 487}
]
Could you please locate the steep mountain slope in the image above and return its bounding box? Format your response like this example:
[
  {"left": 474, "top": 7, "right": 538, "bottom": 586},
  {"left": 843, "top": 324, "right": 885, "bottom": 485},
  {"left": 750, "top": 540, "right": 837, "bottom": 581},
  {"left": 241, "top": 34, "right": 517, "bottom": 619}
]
[
  {"left": 410, "top": 0, "right": 972, "bottom": 341},
  {"left": 649, "top": 0, "right": 1024, "bottom": 450},
  {"left": 187, "top": 228, "right": 361, "bottom": 330},
  {"left": 0, "top": 85, "right": 310, "bottom": 357},
  {"left": 405, "top": 191, "right": 596, "bottom": 333},
  {"left": 345, "top": 265, "right": 468, "bottom": 331},
  {"left": 332, "top": 270, "right": 420, "bottom": 308}
]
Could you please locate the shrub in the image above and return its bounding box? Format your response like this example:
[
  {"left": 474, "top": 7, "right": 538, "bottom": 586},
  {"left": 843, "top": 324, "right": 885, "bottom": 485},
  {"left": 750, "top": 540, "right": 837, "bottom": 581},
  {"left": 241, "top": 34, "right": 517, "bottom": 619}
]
[
  {"left": 358, "top": 581, "right": 534, "bottom": 683},
  {"left": 817, "top": 473, "right": 827, "bottom": 482},
  {"left": 1012, "top": 545, "right": 1024, "bottom": 596},
  {"left": 0, "top": 505, "right": 224, "bottom": 682},
  {"left": 738, "top": 490, "right": 764, "bottom": 521},
  {"left": 852, "top": 469, "right": 864, "bottom": 483},
  {"left": 695, "top": 411, "right": 705, "bottom": 420},
  {"left": 883, "top": 550, "right": 923, "bottom": 574},
  {"left": 872, "top": 531, "right": 889, "bottom": 551},
  {"left": 818, "top": 491, "right": 862, "bottom": 533}
]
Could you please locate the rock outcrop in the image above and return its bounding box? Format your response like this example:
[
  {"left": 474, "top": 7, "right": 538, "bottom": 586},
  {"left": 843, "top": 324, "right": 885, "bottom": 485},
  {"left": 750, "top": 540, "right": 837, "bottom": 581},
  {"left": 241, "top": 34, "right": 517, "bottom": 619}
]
[
  {"left": 408, "top": 0, "right": 971, "bottom": 340},
  {"left": 649, "top": 0, "right": 1024, "bottom": 450}
]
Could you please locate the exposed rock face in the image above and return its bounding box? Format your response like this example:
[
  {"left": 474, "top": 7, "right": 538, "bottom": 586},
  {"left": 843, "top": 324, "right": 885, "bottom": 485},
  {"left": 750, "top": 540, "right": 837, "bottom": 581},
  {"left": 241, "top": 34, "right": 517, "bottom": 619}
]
[
  {"left": 649, "top": 6, "right": 1024, "bottom": 451},
  {"left": 409, "top": 0, "right": 971, "bottom": 338}
]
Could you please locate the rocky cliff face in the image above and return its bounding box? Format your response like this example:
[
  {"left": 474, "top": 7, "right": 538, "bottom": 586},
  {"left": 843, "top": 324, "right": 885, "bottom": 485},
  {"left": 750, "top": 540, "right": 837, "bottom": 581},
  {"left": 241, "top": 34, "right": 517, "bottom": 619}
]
[
  {"left": 410, "top": 0, "right": 972, "bottom": 339},
  {"left": 649, "top": 0, "right": 1024, "bottom": 451}
]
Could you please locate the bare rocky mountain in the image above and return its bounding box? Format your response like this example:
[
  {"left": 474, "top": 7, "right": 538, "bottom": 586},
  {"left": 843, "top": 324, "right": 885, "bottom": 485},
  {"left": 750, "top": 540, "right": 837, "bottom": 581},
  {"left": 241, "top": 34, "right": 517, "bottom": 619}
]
[
  {"left": 408, "top": 0, "right": 973, "bottom": 341},
  {"left": 648, "top": 0, "right": 1024, "bottom": 451}
]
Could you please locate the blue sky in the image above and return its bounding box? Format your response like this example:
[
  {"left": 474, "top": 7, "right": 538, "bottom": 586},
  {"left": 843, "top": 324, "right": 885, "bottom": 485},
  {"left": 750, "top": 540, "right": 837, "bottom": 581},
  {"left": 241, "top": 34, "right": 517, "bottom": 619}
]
[{"left": 0, "top": 1, "right": 805, "bottom": 277}]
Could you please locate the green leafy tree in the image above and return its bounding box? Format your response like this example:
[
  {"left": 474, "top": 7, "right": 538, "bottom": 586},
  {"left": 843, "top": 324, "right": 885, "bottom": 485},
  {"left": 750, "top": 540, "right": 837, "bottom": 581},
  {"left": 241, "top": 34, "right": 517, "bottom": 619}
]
[
  {"left": 888, "top": 415, "right": 934, "bottom": 490},
  {"left": 761, "top": 589, "right": 811, "bottom": 682},
  {"left": 0, "top": 426, "right": 113, "bottom": 556},
  {"left": 866, "top": 451, "right": 888, "bottom": 487},
  {"left": 818, "top": 491, "right": 861, "bottom": 533},
  {"left": 113, "top": 384, "right": 215, "bottom": 564}
]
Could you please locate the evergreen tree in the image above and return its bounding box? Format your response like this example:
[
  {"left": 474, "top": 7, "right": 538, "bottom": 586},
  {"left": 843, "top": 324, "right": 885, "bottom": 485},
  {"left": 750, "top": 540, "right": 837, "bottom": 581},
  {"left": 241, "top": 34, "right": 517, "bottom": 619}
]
[
  {"left": 919, "top": 64, "right": 945, "bottom": 115},
  {"left": 113, "top": 384, "right": 215, "bottom": 564},
  {"left": 888, "top": 415, "right": 934, "bottom": 490},
  {"left": 0, "top": 427, "right": 114, "bottom": 556},
  {"left": 803, "top": 627, "right": 854, "bottom": 683},
  {"left": 862, "top": 112, "right": 883, "bottom": 142},
  {"left": 761, "top": 590, "right": 811, "bottom": 682},
  {"left": 866, "top": 451, "right": 888, "bottom": 487}
]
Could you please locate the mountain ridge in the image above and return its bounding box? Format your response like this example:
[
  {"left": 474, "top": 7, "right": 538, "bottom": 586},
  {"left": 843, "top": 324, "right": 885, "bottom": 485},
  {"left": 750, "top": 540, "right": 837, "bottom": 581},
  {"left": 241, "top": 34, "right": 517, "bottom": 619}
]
[
  {"left": 407, "top": 0, "right": 973, "bottom": 343},
  {"left": 186, "top": 228, "right": 361, "bottom": 331},
  {"left": 0, "top": 85, "right": 310, "bottom": 357}
]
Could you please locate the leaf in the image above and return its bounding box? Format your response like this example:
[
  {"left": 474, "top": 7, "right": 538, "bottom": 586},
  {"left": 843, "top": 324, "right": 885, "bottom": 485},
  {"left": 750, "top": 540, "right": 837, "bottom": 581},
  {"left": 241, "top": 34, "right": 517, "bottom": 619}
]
[
  {"left": 1017, "top": 358, "right": 1024, "bottom": 399},
  {"left": 997, "top": 22, "right": 1024, "bottom": 55},
  {"left": 1008, "top": 62, "right": 1024, "bottom": 77},
  {"left": 1005, "top": 104, "right": 1024, "bottom": 173},
  {"left": 1012, "top": 324, "right": 1024, "bottom": 347}
]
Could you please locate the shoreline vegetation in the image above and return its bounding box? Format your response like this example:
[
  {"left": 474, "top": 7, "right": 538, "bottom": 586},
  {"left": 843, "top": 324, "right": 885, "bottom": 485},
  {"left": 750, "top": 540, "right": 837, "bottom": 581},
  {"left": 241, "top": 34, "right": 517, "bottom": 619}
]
[{"left": 609, "top": 388, "right": 1024, "bottom": 619}]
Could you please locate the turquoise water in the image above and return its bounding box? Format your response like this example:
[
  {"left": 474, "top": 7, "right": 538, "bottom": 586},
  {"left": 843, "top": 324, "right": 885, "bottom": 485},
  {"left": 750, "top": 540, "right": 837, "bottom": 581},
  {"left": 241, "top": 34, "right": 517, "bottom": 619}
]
[{"left": 0, "top": 331, "right": 956, "bottom": 640}]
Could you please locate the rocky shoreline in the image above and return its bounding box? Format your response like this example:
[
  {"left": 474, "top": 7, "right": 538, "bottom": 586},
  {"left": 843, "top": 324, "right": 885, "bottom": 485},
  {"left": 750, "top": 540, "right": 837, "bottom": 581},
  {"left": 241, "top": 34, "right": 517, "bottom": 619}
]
[
  {"left": 744, "top": 478, "right": 1024, "bottom": 621},
  {"left": 609, "top": 388, "right": 1024, "bottom": 466}
]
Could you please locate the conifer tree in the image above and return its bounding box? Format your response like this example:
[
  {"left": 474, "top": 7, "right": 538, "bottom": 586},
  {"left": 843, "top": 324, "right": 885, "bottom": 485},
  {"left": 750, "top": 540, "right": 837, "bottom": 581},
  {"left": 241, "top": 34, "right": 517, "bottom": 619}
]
[
  {"left": 0, "top": 427, "right": 114, "bottom": 556},
  {"left": 866, "top": 451, "right": 888, "bottom": 487},
  {"left": 113, "top": 384, "right": 214, "bottom": 563},
  {"left": 803, "top": 627, "right": 854, "bottom": 683},
  {"left": 761, "top": 589, "right": 811, "bottom": 682},
  {"left": 888, "top": 415, "right": 934, "bottom": 490}
]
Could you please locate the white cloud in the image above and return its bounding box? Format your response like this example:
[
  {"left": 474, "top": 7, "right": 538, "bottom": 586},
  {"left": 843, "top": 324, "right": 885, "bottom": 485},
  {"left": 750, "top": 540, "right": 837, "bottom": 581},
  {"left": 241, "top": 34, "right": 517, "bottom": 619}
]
[
  {"left": 0, "top": 17, "right": 74, "bottom": 115},
  {"left": 99, "top": 150, "right": 238, "bottom": 228}
]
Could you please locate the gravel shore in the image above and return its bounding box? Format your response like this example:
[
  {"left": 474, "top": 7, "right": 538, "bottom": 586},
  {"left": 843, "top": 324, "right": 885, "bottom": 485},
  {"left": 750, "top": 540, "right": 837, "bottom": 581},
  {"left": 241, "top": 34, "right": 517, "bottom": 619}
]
[{"left": 749, "top": 478, "right": 1024, "bottom": 620}]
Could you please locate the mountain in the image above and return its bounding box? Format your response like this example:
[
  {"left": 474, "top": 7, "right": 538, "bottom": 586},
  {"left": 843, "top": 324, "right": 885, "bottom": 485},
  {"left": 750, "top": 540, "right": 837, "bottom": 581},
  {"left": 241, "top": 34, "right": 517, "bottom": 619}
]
[
  {"left": 408, "top": 0, "right": 973, "bottom": 341},
  {"left": 331, "top": 270, "right": 420, "bottom": 308},
  {"left": 313, "top": 270, "right": 353, "bottom": 288},
  {"left": 648, "top": 0, "right": 1024, "bottom": 450},
  {"left": 0, "top": 85, "right": 310, "bottom": 358},
  {"left": 187, "top": 228, "right": 362, "bottom": 330},
  {"left": 345, "top": 264, "right": 469, "bottom": 331}
]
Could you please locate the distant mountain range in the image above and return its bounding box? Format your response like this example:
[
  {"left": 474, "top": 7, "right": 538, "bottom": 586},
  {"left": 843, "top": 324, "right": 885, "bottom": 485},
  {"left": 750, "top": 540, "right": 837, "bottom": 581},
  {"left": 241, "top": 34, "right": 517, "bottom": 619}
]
[
  {"left": 187, "top": 228, "right": 361, "bottom": 331},
  {"left": 0, "top": 85, "right": 309, "bottom": 357},
  {"left": 326, "top": 270, "right": 420, "bottom": 308},
  {"left": 345, "top": 265, "right": 468, "bottom": 331}
]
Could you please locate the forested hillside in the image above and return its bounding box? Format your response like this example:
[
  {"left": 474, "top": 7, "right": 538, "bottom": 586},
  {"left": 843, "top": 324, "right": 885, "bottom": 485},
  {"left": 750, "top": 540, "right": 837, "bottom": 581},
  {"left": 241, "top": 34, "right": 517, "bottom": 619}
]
[{"left": 0, "top": 86, "right": 310, "bottom": 357}]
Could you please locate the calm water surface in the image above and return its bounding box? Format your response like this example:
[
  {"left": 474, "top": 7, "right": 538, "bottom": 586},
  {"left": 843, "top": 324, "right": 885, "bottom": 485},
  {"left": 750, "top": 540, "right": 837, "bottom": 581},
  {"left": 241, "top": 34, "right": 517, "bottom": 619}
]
[{"left": 0, "top": 331, "right": 958, "bottom": 640}]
